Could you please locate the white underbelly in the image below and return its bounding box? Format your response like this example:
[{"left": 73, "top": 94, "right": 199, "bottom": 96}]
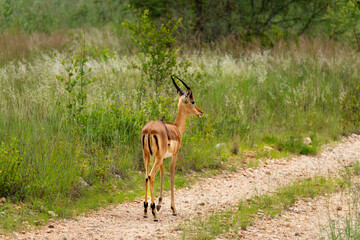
[{"left": 163, "top": 151, "right": 173, "bottom": 159}]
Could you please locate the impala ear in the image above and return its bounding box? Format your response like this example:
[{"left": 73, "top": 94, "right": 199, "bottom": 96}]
[{"left": 185, "top": 89, "right": 192, "bottom": 98}]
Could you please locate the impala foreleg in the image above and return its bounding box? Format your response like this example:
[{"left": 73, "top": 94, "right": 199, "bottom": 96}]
[
  {"left": 148, "top": 157, "right": 163, "bottom": 221},
  {"left": 170, "top": 155, "right": 177, "bottom": 216}
]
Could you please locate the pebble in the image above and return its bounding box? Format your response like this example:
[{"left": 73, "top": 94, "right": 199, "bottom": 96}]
[{"left": 48, "top": 211, "right": 58, "bottom": 217}]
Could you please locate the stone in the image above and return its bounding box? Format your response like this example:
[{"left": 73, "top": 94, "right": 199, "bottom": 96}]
[
  {"left": 48, "top": 211, "right": 58, "bottom": 217},
  {"left": 303, "top": 137, "right": 312, "bottom": 145},
  {"left": 264, "top": 146, "right": 274, "bottom": 150},
  {"left": 78, "top": 180, "right": 90, "bottom": 188},
  {"left": 215, "top": 143, "right": 226, "bottom": 150}
]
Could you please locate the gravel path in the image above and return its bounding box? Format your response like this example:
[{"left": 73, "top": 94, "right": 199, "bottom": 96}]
[
  {"left": 6, "top": 134, "right": 360, "bottom": 240},
  {"left": 238, "top": 181, "right": 359, "bottom": 240}
]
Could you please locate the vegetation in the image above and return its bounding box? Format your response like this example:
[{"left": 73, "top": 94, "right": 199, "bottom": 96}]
[
  {"left": 181, "top": 166, "right": 360, "bottom": 239},
  {"left": 181, "top": 176, "right": 344, "bottom": 239},
  {"left": 122, "top": 9, "right": 189, "bottom": 91},
  {"left": 321, "top": 161, "right": 360, "bottom": 239},
  {"left": 0, "top": 0, "right": 360, "bottom": 234},
  {"left": 327, "top": 0, "right": 360, "bottom": 50}
]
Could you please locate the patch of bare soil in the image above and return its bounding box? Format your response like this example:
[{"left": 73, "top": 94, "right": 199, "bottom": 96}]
[{"left": 5, "top": 134, "right": 360, "bottom": 240}]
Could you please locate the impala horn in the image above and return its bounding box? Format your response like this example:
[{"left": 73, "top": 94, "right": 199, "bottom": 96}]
[
  {"left": 172, "top": 75, "right": 191, "bottom": 90},
  {"left": 171, "top": 75, "right": 186, "bottom": 95}
]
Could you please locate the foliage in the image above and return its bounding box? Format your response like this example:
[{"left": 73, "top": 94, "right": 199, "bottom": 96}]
[
  {"left": 56, "top": 36, "right": 96, "bottom": 119},
  {"left": 0, "top": 41, "right": 359, "bottom": 231},
  {"left": 341, "top": 81, "right": 360, "bottom": 130},
  {"left": 131, "top": 0, "right": 329, "bottom": 46},
  {"left": 0, "top": 0, "right": 128, "bottom": 33},
  {"left": 327, "top": 0, "right": 360, "bottom": 50},
  {"left": 122, "top": 8, "right": 190, "bottom": 91},
  {"left": 0, "top": 138, "right": 33, "bottom": 198},
  {"left": 0, "top": 0, "right": 359, "bottom": 49}
]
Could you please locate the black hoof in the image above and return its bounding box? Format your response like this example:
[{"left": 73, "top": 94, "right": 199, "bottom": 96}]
[
  {"left": 143, "top": 215, "right": 148, "bottom": 218},
  {"left": 153, "top": 219, "right": 158, "bottom": 222},
  {"left": 156, "top": 205, "right": 161, "bottom": 211},
  {"left": 172, "top": 213, "right": 177, "bottom": 216}
]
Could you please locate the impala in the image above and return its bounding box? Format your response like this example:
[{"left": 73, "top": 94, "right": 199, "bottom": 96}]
[{"left": 141, "top": 75, "right": 204, "bottom": 221}]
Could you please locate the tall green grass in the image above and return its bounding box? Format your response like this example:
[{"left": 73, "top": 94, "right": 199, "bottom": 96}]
[{"left": 0, "top": 38, "right": 359, "bottom": 230}]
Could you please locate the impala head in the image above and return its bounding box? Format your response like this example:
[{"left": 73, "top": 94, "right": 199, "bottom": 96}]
[{"left": 171, "top": 75, "right": 204, "bottom": 117}]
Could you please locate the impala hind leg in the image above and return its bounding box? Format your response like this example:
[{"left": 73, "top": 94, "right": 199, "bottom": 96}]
[
  {"left": 157, "top": 163, "right": 165, "bottom": 211},
  {"left": 143, "top": 152, "right": 150, "bottom": 218},
  {"left": 149, "top": 157, "right": 163, "bottom": 221},
  {"left": 170, "top": 155, "right": 177, "bottom": 216}
]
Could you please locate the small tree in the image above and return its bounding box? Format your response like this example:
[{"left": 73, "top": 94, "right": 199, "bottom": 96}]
[
  {"left": 122, "top": 9, "right": 190, "bottom": 92},
  {"left": 327, "top": 0, "right": 360, "bottom": 50},
  {"left": 56, "top": 34, "right": 95, "bottom": 120}
]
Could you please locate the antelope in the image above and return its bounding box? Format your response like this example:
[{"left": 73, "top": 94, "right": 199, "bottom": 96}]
[{"left": 141, "top": 75, "right": 204, "bottom": 221}]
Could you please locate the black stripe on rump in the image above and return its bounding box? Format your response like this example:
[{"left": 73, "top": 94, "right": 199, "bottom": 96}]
[
  {"left": 148, "top": 135, "right": 153, "bottom": 155},
  {"left": 154, "top": 135, "right": 159, "bottom": 151}
]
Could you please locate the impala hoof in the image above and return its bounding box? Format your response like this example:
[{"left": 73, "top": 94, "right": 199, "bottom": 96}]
[
  {"left": 156, "top": 204, "right": 161, "bottom": 211},
  {"left": 172, "top": 213, "right": 177, "bottom": 216},
  {"left": 153, "top": 218, "right": 158, "bottom": 222},
  {"left": 143, "top": 215, "right": 148, "bottom": 218}
]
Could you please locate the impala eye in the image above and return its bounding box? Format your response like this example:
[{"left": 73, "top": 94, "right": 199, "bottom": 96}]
[{"left": 191, "top": 101, "right": 195, "bottom": 105}]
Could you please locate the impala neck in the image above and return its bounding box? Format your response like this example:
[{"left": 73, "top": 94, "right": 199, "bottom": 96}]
[{"left": 174, "top": 103, "right": 187, "bottom": 135}]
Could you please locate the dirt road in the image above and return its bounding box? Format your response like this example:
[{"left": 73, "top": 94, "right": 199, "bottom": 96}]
[{"left": 8, "top": 134, "right": 360, "bottom": 240}]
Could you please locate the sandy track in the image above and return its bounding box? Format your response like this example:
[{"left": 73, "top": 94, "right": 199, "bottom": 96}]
[
  {"left": 238, "top": 189, "right": 358, "bottom": 240},
  {"left": 7, "top": 134, "right": 360, "bottom": 240}
]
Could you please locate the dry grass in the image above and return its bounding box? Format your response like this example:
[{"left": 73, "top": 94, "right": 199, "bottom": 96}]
[{"left": 0, "top": 30, "right": 67, "bottom": 64}]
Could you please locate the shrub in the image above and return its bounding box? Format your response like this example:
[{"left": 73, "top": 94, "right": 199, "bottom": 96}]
[
  {"left": 0, "top": 138, "right": 34, "bottom": 198},
  {"left": 122, "top": 8, "right": 190, "bottom": 92},
  {"left": 56, "top": 35, "right": 96, "bottom": 120},
  {"left": 342, "top": 83, "right": 360, "bottom": 130}
]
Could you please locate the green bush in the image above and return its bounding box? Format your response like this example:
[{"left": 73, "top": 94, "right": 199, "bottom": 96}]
[
  {"left": 0, "top": 138, "right": 34, "bottom": 198},
  {"left": 122, "top": 8, "right": 190, "bottom": 92},
  {"left": 342, "top": 84, "right": 360, "bottom": 130}
]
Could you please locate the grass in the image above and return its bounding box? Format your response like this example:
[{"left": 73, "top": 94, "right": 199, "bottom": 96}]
[
  {"left": 320, "top": 161, "right": 360, "bottom": 240},
  {"left": 181, "top": 163, "right": 360, "bottom": 240},
  {"left": 0, "top": 34, "right": 359, "bottom": 232},
  {"left": 181, "top": 176, "right": 347, "bottom": 240}
]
